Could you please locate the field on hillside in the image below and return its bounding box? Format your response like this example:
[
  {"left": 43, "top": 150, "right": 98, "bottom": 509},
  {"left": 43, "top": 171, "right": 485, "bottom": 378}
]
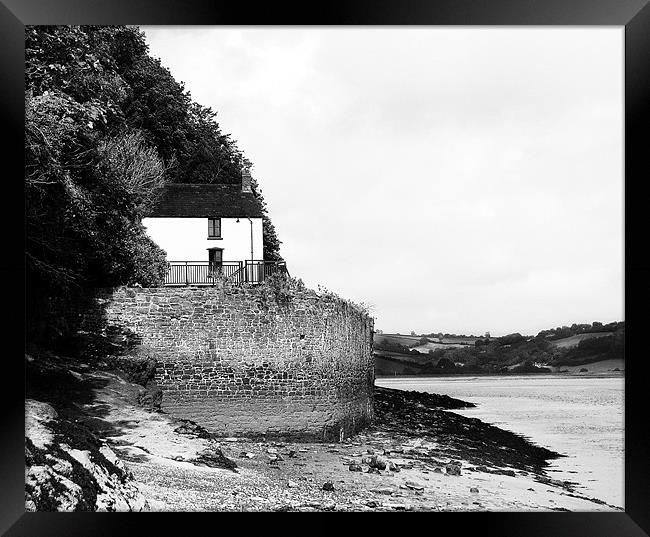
[
  {"left": 412, "top": 342, "right": 470, "bottom": 353},
  {"left": 437, "top": 337, "right": 480, "bottom": 345},
  {"left": 373, "top": 334, "right": 422, "bottom": 347},
  {"left": 374, "top": 356, "right": 416, "bottom": 376},
  {"left": 374, "top": 334, "right": 479, "bottom": 347},
  {"left": 373, "top": 351, "right": 433, "bottom": 365},
  {"left": 550, "top": 332, "right": 613, "bottom": 349}
]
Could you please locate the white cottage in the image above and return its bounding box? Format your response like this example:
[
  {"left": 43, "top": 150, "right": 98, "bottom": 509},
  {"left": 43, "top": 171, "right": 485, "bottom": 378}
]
[{"left": 143, "top": 169, "right": 286, "bottom": 285}]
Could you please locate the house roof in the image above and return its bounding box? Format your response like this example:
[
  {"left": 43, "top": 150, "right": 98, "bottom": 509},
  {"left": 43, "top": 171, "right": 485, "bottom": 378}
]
[{"left": 147, "top": 183, "right": 264, "bottom": 218}]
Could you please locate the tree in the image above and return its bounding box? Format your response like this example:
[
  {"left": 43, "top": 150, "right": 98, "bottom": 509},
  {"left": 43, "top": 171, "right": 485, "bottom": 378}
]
[
  {"left": 436, "top": 357, "right": 456, "bottom": 369},
  {"left": 250, "top": 177, "right": 283, "bottom": 261},
  {"left": 96, "top": 130, "right": 170, "bottom": 213}
]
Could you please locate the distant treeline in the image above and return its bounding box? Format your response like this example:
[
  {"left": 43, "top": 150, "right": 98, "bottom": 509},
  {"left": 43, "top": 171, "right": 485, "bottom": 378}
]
[
  {"left": 535, "top": 321, "right": 625, "bottom": 340},
  {"left": 401, "top": 321, "right": 624, "bottom": 342},
  {"left": 421, "top": 333, "right": 482, "bottom": 339}
]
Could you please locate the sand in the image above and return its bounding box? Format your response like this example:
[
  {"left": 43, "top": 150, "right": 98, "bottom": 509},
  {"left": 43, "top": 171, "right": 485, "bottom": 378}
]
[{"left": 25, "top": 353, "right": 622, "bottom": 512}]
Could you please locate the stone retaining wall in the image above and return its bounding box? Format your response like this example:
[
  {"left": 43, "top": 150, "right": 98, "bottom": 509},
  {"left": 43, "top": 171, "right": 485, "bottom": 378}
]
[{"left": 85, "top": 282, "right": 374, "bottom": 441}]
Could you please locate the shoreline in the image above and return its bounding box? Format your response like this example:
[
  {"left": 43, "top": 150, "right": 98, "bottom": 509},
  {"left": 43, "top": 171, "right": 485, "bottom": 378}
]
[
  {"left": 124, "top": 386, "right": 620, "bottom": 512},
  {"left": 378, "top": 375, "right": 624, "bottom": 508},
  {"left": 375, "top": 371, "right": 625, "bottom": 380},
  {"left": 375, "top": 356, "right": 625, "bottom": 379},
  {"left": 25, "top": 353, "right": 622, "bottom": 512}
]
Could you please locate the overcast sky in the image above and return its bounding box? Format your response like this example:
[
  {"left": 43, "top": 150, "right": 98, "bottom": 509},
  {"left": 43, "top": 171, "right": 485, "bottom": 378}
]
[{"left": 142, "top": 27, "right": 623, "bottom": 336}]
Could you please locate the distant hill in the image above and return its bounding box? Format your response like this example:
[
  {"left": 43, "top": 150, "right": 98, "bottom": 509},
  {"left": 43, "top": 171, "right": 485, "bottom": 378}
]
[{"left": 374, "top": 322, "right": 624, "bottom": 376}]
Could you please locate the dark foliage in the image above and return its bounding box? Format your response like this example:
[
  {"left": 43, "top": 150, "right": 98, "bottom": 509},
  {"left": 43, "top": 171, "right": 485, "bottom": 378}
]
[
  {"left": 536, "top": 321, "right": 625, "bottom": 340},
  {"left": 497, "top": 333, "right": 527, "bottom": 346},
  {"left": 436, "top": 357, "right": 456, "bottom": 369}
]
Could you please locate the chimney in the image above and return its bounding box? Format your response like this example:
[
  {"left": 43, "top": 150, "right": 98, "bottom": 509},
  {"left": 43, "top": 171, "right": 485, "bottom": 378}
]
[{"left": 241, "top": 165, "right": 252, "bottom": 193}]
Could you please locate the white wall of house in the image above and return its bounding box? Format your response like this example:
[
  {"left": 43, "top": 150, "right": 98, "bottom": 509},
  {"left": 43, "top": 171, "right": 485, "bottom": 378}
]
[{"left": 143, "top": 217, "right": 264, "bottom": 262}]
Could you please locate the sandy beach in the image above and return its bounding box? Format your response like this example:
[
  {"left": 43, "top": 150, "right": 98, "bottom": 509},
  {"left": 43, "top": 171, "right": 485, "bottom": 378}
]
[
  {"left": 25, "top": 353, "right": 622, "bottom": 512},
  {"left": 126, "top": 425, "right": 620, "bottom": 512}
]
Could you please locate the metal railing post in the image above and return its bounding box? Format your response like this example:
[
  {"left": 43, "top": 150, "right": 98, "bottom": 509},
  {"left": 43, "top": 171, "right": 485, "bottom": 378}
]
[{"left": 185, "top": 261, "right": 189, "bottom": 286}]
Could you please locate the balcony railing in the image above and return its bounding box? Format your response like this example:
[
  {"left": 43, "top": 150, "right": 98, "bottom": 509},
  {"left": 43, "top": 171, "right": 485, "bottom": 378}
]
[{"left": 164, "top": 260, "right": 289, "bottom": 286}]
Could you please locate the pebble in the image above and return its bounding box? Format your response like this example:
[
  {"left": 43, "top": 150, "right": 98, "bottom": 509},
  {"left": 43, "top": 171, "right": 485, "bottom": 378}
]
[
  {"left": 470, "top": 487, "right": 479, "bottom": 493},
  {"left": 384, "top": 502, "right": 408, "bottom": 510},
  {"left": 322, "top": 482, "right": 335, "bottom": 491},
  {"left": 365, "top": 454, "right": 388, "bottom": 470},
  {"left": 446, "top": 463, "right": 462, "bottom": 476}
]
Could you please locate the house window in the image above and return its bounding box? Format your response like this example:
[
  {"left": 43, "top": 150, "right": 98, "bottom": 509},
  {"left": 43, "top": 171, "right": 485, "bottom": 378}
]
[{"left": 208, "top": 218, "right": 221, "bottom": 238}]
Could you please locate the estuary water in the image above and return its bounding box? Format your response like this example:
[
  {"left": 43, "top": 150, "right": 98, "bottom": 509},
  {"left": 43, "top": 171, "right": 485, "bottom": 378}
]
[{"left": 375, "top": 374, "right": 624, "bottom": 508}]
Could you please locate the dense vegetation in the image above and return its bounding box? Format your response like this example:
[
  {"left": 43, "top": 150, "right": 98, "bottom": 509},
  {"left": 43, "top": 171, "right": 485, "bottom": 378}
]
[
  {"left": 535, "top": 321, "right": 625, "bottom": 340},
  {"left": 26, "top": 26, "right": 283, "bottom": 338},
  {"left": 375, "top": 322, "right": 625, "bottom": 376}
]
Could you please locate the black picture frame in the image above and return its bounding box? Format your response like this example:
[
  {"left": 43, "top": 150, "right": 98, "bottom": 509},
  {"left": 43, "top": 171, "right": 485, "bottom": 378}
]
[{"left": 3, "top": 1, "right": 649, "bottom": 535}]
